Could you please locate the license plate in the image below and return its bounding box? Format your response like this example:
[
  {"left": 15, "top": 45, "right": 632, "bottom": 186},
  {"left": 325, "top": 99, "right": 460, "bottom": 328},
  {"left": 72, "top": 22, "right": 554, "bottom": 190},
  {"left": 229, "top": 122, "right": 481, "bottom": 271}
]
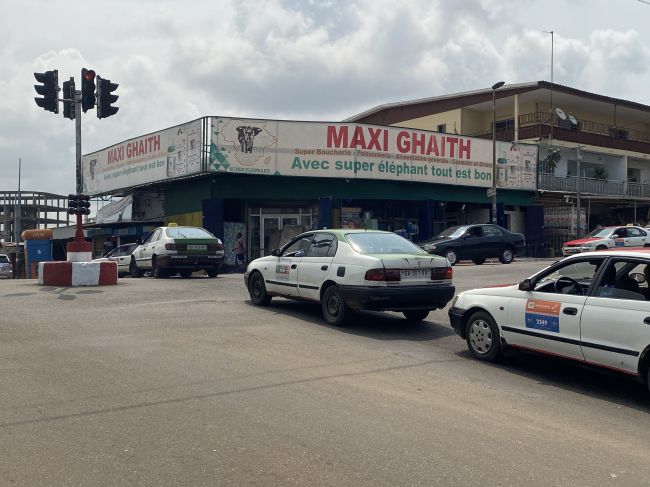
[
  {"left": 187, "top": 244, "right": 207, "bottom": 250},
  {"left": 400, "top": 269, "right": 429, "bottom": 279}
]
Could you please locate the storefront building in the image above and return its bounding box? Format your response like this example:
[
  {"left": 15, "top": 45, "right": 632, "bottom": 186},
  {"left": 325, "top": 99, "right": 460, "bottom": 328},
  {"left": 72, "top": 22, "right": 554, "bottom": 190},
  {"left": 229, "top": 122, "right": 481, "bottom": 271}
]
[{"left": 83, "top": 117, "right": 540, "bottom": 264}]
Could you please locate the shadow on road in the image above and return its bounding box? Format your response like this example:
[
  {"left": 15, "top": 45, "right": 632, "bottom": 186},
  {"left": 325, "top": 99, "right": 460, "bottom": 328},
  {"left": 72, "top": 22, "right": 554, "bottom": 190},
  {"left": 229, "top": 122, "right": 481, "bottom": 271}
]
[
  {"left": 246, "top": 299, "right": 455, "bottom": 342},
  {"left": 456, "top": 348, "right": 650, "bottom": 411}
]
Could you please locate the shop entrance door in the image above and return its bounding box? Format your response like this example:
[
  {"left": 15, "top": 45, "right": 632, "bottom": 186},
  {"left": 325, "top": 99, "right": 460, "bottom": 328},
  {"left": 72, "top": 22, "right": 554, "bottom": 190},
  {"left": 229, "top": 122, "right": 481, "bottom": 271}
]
[{"left": 260, "top": 215, "right": 301, "bottom": 257}]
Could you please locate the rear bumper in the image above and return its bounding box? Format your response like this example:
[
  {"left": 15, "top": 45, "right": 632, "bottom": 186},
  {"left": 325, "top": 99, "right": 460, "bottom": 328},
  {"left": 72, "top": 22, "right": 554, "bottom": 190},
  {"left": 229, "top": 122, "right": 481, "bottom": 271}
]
[
  {"left": 157, "top": 254, "right": 224, "bottom": 270},
  {"left": 339, "top": 284, "right": 455, "bottom": 312}
]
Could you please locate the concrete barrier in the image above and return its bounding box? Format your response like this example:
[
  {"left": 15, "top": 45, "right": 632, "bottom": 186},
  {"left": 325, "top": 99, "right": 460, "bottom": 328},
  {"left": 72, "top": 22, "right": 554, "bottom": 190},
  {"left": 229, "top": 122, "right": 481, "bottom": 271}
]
[{"left": 38, "top": 261, "right": 118, "bottom": 286}]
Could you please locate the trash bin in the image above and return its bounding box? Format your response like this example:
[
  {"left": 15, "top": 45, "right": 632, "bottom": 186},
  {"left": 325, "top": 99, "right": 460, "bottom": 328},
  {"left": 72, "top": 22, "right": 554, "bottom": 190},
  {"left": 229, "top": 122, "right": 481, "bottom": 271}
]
[{"left": 22, "top": 229, "right": 53, "bottom": 279}]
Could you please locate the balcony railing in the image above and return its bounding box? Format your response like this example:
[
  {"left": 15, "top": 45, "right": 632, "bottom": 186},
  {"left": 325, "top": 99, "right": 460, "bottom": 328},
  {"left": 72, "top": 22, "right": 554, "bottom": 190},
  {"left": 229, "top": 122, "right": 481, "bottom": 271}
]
[{"left": 538, "top": 173, "right": 650, "bottom": 198}]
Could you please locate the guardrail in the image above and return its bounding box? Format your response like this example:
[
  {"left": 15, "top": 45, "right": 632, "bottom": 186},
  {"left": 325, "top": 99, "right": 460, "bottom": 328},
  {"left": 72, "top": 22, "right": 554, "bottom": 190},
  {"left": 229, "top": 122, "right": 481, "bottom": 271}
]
[{"left": 538, "top": 174, "right": 650, "bottom": 198}]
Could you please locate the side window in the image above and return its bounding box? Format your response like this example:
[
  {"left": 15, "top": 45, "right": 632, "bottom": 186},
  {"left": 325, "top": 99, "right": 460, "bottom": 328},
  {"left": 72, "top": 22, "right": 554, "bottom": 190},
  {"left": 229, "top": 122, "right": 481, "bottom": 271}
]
[
  {"left": 467, "top": 226, "right": 483, "bottom": 238},
  {"left": 534, "top": 258, "right": 605, "bottom": 295},
  {"left": 595, "top": 260, "right": 646, "bottom": 300},
  {"left": 144, "top": 229, "right": 160, "bottom": 244},
  {"left": 305, "top": 233, "right": 335, "bottom": 258},
  {"left": 483, "top": 225, "right": 503, "bottom": 237},
  {"left": 627, "top": 227, "right": 643, "bottom": 237},
  {"left": 282, "top": 235, "right": 314, "bottom": 257},
  {"left": 327, "top": 237, "right": 338, "bottom": 257},
  {"left": 614, "top": 228, "right": 627, "bottom": 238}
]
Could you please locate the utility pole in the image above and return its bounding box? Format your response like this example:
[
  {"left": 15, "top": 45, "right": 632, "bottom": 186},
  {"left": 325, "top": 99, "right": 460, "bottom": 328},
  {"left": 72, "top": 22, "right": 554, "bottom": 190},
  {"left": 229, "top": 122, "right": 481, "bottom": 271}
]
[
  {"left": 576, "top": 145, "right": 582, "bottom": 239},
  {"left": 14, "top": 158, "right": 21, "bottom": 278}
]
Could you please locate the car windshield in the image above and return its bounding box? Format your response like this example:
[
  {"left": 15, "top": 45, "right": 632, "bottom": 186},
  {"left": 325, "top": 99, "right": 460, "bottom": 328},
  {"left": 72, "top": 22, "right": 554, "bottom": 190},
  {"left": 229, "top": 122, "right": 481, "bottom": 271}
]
[
  {"left": 165, "top": 227, "right": 214, "bottom": 239},
  {"left": 345, "top": 233, "right": 427, "bottom": 255},
  {"left": 436, "top": 226, "right": 468, "bottom": 239},
  {"left": 586, "top": 228, "right": 613, "bottom": 238}
]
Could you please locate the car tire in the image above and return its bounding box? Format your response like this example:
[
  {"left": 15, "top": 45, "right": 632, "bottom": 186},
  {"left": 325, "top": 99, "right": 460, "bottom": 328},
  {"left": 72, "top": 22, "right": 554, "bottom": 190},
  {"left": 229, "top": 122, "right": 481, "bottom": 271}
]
[
  {"left": 249, "top": 272, "right": 271, "bottom": 306},
  {"left": 403, "top": 310, "right": 429, "bottom": 322},
  {"left": 445, "top": 249, "right": 458, "bottom": 266},
  {"left": 180, "top": 270, "right": 192, "bottom": 278},
  {"left": 151, "top": 257, "right": 167, "bottom": 278},
  {"left": 206, "top": 270, "right": 219, "bottom": 278},
  {"left": 472, "top": 258, "right": 486, "bottom": 265},
  {"left": 596, "top": 245, "right": 607, "bottom": 251},
  {"left": 322, "top": 285, "right": 350, "bottom": 326},
  {"left": 466, "top": 311, "right": 502, "bottom": 362},
  {"left": 129, "top": 258, "right": 142, "bottom": 278},
  {"left": 498, "top": 247, "right": 514, "bottom": 264}
]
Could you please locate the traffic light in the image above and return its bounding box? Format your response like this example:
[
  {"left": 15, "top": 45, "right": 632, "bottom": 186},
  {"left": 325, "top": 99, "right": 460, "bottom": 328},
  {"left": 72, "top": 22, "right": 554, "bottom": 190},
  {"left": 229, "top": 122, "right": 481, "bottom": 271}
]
[
  {"left": 34, "top": 70, "right": 59, "bottom": 113},
  {"left": 67, "top": 194, "right": 91, "bottom": 215},
  {"left": 62, "top": 78, "right": 75, "bottom": 120},
  {"left": 96, "top": 76, "right": 119, "bottom": 119},
  {"left": 81, "top": 68, "right": 96, "bottom": 112}
]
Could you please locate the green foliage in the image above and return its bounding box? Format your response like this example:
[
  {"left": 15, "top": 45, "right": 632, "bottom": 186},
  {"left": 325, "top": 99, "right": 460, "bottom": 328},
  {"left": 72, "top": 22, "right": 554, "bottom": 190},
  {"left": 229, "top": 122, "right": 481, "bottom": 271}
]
[{"left": 542, "top": 149, "right": 561, "bottom": 173}]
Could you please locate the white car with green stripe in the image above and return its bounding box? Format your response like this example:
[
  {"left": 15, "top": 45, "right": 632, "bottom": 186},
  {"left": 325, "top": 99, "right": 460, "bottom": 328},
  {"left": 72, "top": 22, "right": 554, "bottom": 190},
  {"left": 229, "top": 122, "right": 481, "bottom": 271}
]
[
  {"left": 245, "top": 229, "right": 455, "bottom": 325},
  {"left": 449, "top": 248, "right": 650, "bottom": 392},
  {"left": 130, "top": 225, "right": 224, "bottom": 278}
]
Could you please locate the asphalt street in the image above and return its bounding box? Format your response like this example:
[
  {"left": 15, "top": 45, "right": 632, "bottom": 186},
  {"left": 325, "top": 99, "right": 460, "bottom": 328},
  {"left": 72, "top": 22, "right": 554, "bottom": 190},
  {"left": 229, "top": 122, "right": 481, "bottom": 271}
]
[{"left": 1, "top": 259, "right": 650, "bottom": 486}]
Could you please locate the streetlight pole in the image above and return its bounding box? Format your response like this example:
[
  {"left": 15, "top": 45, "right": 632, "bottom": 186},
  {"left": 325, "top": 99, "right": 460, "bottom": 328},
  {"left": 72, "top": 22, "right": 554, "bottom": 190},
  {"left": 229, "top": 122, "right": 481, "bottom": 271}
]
[{"left": 491, "top": 81, "right": 505, "bottom": 224}]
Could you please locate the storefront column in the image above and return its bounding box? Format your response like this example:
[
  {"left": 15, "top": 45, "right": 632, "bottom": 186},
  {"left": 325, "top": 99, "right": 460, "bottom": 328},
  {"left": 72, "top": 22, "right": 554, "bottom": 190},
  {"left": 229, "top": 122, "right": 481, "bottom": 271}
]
[
  {"left": 202, "top": 198, "right": 224, "bottom": 241},
  {"left": 318, "top": 197, "right": 333, "bottom": 229},
  {"left": 525, "top": 205, "right": 545, "bottom": 257},
  {"left": 418, "top": 200, "right": 435, "bottom": 241},
  {"left": 497, "top": 203, "right": 506, "bottom": 229}
]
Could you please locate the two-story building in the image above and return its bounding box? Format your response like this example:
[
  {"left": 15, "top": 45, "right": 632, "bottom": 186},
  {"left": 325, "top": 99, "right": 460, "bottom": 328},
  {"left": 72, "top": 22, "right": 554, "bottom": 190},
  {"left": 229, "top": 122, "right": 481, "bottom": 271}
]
[{"left": 346, "top": 81, "right": 650, "bottom": 254}]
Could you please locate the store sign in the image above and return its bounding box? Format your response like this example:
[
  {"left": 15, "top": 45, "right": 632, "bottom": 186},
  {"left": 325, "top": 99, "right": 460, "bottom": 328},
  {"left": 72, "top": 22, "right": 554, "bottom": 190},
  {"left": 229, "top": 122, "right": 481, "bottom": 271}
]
[
  {"left": 209, "top": 117, "right": 537, "bottom": 191},
  {"left": 81, "top": 119, "right": 203, "bottom": 195}
]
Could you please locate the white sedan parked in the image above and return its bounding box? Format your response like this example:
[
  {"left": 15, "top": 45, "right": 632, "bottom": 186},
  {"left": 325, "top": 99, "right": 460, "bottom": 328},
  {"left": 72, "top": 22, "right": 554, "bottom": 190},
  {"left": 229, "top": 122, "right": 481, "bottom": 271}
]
[
  {"left": 93, "top": 243, "right": 138, "bottom": 277},
  {"left": 245, "top": 229, "right": 455, "bottom": 325},
  {"left": 449, "top": 248, "right": 650, "bottom": 391}
]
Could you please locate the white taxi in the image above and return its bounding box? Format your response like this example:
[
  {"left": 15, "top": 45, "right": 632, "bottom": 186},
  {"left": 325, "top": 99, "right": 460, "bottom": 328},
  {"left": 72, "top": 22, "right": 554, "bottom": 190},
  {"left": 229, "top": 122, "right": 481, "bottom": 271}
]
[
  {"left": 562, "top": 225, "right": 650, "bottom": 256},
  {"left": 129, "top": 225, "right": 224, "bottom": 278},
  {"left": 245, "top": 229, "right": 455, "bottom": 325},
  {"left": 449, "top": 248, "right": 650, "bottom": 391}
]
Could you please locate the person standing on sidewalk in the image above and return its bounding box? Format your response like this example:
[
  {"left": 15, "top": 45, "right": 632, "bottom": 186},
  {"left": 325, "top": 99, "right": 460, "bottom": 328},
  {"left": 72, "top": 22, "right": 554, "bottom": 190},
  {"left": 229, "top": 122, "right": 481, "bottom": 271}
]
[{"left": 234, "top": 233, "right": 246, "bottom": 272}]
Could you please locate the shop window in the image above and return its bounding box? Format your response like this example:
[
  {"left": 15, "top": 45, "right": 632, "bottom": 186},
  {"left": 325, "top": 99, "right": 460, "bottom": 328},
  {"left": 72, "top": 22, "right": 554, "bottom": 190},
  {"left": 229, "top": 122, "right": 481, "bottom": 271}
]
[{"left": 437, "top": 124, "right": 447, "bottom": 133}]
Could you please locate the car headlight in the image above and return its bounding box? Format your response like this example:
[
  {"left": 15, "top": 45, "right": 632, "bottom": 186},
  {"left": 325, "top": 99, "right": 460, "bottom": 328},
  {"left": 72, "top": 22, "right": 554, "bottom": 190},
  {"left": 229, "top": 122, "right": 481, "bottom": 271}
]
[{"left": 422, "top": 244, "right": 436, "bottom": 251}]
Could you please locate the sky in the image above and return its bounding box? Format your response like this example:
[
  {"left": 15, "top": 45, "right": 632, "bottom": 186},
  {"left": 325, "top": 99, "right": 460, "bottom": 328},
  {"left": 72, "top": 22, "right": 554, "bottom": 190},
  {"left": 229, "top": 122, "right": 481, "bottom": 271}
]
[{"left": 2, "top": 0, "right": 650, "bottom": 196}]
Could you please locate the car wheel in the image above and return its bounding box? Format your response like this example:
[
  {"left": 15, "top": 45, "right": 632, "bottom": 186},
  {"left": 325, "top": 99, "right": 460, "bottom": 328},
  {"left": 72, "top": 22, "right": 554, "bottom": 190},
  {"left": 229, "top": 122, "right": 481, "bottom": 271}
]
[
  {"left": 445, "top": 249, "right": 458, "bottom": 266},
  {"left": 403, "top": 310, "right": 429, "bottom": 322},
  {"left": 180, "top": 270, "right": 192, "bottom": 278},
  {"left": 322, "top": 285, "right": 350, "bottom": 326},
  {"left": 466, "top": 311, "right": 502, "bottom": 362},
  {"left": 472, "top": 258, "right": 486, "bottom": 265},
  {"left": 206, "top": 270, "right": 219, "bottom": 278},
  {"left": 498, "top": 247, "right": 514, "bottom": 264},
  {"left": 151, "top": 257, "right": 166, "bottom": 278},
  {"left": 129, "top": 258, "right": 142, "bottom": 278},
  {"left": 249, "top": 272, "right": 271, "bottom": 306},
  {"left": 596, "top": 245, "right": 607, "bottom": 251}
]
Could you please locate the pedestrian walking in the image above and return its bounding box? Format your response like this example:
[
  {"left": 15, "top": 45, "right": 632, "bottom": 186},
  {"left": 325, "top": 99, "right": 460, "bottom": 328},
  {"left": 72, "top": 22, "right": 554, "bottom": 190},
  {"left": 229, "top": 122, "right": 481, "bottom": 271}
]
[{"left": 234, "top": 232, "right": 246, "bottom": 272}]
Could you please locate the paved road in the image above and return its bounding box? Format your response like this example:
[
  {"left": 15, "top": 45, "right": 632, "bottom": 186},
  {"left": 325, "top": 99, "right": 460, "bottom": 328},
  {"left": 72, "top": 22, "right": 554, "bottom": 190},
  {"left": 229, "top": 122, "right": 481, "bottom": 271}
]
[{"left": 1, "top": 259, "right": 650, "bottom": 486}]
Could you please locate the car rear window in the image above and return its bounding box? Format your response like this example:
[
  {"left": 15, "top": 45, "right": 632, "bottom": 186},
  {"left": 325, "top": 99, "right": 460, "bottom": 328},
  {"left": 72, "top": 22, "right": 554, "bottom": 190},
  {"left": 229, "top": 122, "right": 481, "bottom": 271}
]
[
  {"left": 165, "top": 227, "right": 214, "bottom": 239},
  {"left": 345, "top": 233, "right": 427, "bottom": 255}
]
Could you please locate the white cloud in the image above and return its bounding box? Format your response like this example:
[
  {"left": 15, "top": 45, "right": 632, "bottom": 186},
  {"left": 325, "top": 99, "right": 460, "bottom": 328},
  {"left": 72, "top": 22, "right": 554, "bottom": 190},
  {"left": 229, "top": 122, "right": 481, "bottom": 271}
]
[{"left": 1, "top": 0, "right": 650, "bottom": 194}]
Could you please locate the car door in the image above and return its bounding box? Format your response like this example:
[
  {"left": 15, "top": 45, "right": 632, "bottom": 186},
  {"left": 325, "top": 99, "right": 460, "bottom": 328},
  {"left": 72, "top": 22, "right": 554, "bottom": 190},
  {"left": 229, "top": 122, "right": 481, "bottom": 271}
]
[
  {"left": 264, "top": 234, "right": 313, "bottom": 297},
  {"left": 296, "top": 233, "right": 337, "bottom": 301},
  {"left": 459, "top": 226, "right": 483, "bottom": 258},
  {"left": 481, "top": 225, "right": 506, "bottom": 257},
  {"left": 579, "top": 258, "right": 650, "bottom": 374},
  {"left": 611, "top": 227, "right": 628, "bottom": 248},
  {"left": 116, "top": 245, "right": 135, "bottom": 273},
  {"left": 625, "top": 227, "right": 647, "bottom": 248},
  {"left": 134, "top": 230, "right": 158, "bottom": 267},
  {"left": 504, "top": 256, "right": 607, "bottom": 360}
]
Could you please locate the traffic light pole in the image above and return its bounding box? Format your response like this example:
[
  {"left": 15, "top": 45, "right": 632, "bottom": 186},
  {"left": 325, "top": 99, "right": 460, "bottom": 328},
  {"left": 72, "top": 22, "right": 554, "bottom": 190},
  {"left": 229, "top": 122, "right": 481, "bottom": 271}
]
[{"left": 74, "top": 89, "right": 84, "bottom": 243}]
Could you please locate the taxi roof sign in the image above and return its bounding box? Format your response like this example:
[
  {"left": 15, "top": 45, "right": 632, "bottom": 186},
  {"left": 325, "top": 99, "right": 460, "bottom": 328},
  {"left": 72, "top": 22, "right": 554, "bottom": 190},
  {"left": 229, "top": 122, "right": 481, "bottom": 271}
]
[{"left": 168, "top": 222, "right": 178, "bottom": 226}]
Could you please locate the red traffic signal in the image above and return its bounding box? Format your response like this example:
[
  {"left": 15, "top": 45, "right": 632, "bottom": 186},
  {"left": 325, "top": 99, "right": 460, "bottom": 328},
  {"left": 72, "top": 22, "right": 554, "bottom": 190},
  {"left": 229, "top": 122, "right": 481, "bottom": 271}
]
[{"left": 81, "top": 68, "right": 96, "bottom": 112}]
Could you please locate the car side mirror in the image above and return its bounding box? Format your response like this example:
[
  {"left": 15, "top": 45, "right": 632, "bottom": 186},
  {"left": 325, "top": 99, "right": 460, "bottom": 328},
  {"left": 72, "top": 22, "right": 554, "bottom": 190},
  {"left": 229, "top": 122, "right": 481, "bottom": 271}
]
[
  {"left": 518, "top": 278, "right": 533, "bottom": 291},
  {"left": 271, "top": 248, "right": 280, "bottom": 257}
]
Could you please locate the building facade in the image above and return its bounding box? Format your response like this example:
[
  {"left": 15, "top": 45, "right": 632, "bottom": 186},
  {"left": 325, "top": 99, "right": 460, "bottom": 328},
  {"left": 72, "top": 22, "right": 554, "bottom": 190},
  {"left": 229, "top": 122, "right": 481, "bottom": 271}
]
[{"left": 347, "top": 81, "right": 650, "bottom": 254}]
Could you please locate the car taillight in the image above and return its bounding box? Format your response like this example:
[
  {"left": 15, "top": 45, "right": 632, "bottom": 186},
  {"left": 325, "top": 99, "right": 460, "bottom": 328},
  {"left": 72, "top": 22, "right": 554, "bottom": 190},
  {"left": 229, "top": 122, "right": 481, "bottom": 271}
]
[
  {"left": 165, "top": 243, "right": 177, "bottom": 250},
  {"left": 364, "top": 268, "right": 401, "bottom": 282},
  {"left": 216, "top": 243, "right": 224, "bottom": 251},
  {"left": 431, "top": 266, "right": 452, "bottom": 280}
]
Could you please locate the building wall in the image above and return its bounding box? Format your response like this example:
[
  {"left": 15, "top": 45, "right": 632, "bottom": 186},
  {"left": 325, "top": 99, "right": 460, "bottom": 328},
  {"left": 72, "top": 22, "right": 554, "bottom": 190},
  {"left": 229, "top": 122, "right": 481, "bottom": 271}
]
[{"left": 391, "top": 109, "right": 462, "bottom": 134}]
